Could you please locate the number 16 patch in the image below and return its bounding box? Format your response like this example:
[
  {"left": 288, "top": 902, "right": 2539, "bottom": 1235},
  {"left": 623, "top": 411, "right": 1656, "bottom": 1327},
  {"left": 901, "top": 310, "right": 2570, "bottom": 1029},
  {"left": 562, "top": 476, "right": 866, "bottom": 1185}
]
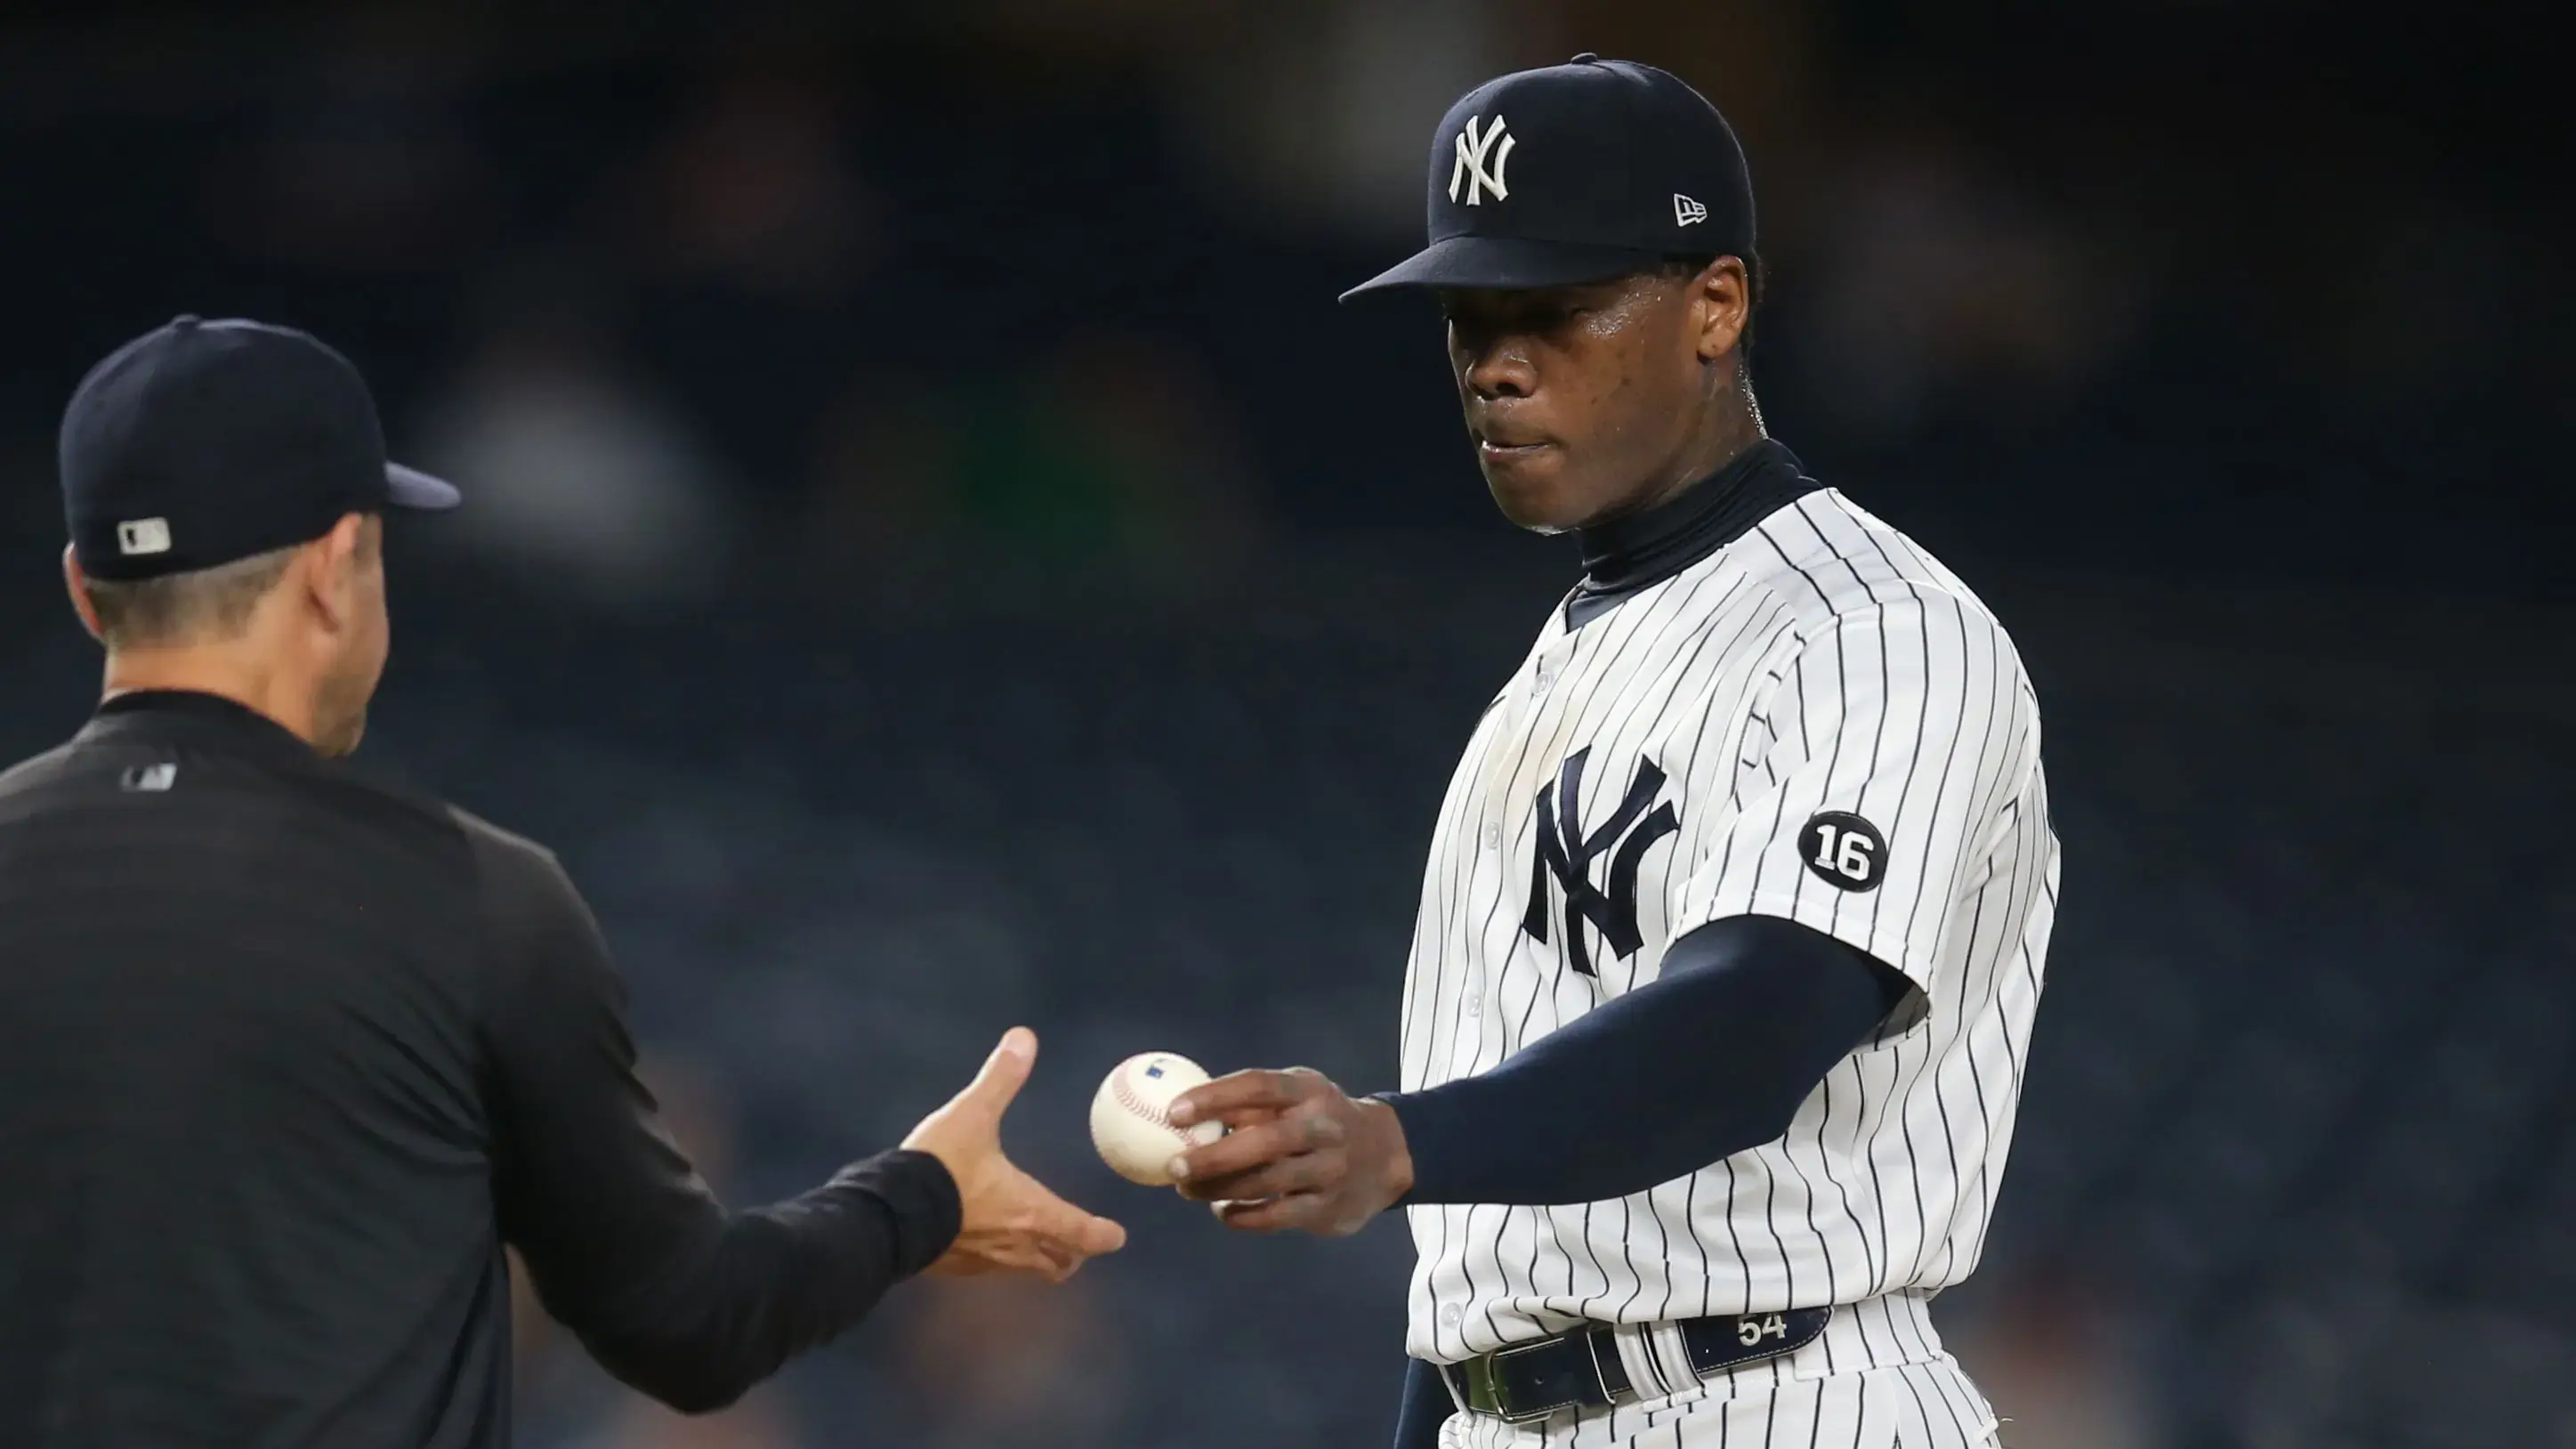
[{"left": 1799, "top": 812, "right": 1888, "bottom": 892}]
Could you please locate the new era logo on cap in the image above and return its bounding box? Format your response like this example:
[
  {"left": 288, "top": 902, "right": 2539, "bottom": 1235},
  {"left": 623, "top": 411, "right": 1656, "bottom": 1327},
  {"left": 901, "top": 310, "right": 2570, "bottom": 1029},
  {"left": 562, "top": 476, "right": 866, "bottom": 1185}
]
[
  {"left": 1674, "top": 193, "right": 1708, "bottom": 226},
  {"left": 116, "top": 518, "right": 172, "bottom": 556}
]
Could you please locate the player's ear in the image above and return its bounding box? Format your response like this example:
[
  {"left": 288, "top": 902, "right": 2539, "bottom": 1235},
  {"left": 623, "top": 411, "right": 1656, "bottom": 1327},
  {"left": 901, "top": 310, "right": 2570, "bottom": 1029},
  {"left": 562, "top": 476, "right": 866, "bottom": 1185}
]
[
  {"left": 61, "top": 545, "right": 104, "bottom": 644},
  {"left": 298, "top": 514, "right": 371, "bottom": 635},
  {"left": 1693, "top": 256, "right": 1750, "bottom": 364}
]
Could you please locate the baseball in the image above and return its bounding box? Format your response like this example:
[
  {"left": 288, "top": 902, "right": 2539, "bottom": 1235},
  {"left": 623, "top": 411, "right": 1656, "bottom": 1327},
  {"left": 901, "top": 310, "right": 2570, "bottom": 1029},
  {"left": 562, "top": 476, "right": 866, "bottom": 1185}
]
[{"left": 1091, "top": 1051, "right": 1223, "bottom": 1186}]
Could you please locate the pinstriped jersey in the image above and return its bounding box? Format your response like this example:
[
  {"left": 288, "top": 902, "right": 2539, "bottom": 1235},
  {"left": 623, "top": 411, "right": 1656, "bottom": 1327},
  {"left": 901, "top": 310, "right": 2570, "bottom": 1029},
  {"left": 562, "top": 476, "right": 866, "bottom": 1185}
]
[{"left": 1398, "top": 485, "right": 2057, "bottom": 1364}]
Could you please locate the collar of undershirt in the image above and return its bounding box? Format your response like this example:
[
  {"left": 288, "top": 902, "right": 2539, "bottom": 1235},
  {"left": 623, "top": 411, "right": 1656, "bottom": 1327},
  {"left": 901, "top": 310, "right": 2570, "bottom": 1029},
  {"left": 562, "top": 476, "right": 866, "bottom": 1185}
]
[
  {"left": 84, "top": 689, "right": 319, "bottom": 764},
  {"left": 1565, "top": 438, "right": 1821, "bottom": 630}
]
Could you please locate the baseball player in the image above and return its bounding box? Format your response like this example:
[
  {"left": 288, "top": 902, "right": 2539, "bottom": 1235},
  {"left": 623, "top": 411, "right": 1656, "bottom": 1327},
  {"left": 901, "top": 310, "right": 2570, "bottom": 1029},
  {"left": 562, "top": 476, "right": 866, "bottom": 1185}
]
[{"left": 1164, "top": 57, "right": 2057, "bottom": 1448}]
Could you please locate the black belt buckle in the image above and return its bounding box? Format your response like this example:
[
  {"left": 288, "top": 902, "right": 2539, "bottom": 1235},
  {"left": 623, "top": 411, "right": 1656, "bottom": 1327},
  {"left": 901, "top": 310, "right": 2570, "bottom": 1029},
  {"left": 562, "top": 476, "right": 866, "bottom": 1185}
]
[{"left": 1443, "top": 1327, "right": 1626, "bottom": 1425}]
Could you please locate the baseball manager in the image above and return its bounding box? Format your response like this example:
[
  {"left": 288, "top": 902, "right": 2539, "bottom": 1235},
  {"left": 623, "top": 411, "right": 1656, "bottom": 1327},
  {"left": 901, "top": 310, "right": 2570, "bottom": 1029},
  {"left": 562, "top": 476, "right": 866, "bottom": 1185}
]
[{"left": 0, "top": 317, "right": 1125, "bottom": 1449}]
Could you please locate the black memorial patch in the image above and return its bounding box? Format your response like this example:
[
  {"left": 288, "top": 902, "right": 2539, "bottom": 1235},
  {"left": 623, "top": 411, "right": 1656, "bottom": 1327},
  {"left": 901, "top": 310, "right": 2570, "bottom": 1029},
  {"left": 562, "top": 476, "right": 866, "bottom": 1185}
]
[{"left": 1798, "top": 811, "right": 1887, "bottom": 892}]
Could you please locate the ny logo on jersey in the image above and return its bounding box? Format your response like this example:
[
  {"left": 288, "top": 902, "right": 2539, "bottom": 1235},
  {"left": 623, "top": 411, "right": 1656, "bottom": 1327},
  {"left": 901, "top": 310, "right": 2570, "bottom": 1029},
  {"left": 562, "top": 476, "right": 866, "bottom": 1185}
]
[{"left": 1522, "top": 748, "right": 1680, "bottom": 977}]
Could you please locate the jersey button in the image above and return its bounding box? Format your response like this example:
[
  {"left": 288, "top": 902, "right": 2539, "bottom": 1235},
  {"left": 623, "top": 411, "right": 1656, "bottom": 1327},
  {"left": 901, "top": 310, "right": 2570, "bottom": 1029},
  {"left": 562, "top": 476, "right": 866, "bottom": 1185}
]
[
  {"left": 1440, "top": 1304, "right": 1464, "bottom": 1327},
  {"left": 1462, "top": 990, "right": 1482, "bottom": 1017},
  {"left": 1480, "top": 822, "right": 1503, "bottom": 851}
]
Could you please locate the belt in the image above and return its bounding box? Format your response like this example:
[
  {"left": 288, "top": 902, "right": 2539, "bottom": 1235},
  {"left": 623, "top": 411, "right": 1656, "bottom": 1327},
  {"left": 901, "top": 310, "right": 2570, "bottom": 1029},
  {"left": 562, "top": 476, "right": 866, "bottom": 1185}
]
[{"left": 1441, "top": 1307, "right": 1833, "bottom": 1424}]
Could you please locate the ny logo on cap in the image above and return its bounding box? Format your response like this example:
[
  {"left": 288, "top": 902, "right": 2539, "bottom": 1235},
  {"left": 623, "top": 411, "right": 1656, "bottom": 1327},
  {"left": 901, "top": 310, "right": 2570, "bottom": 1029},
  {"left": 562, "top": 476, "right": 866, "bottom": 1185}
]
[
  {"left": 1450, "top": 114, "right": 1515, "bottom": 206},
  {"left": 1674, "top": 193, "right": 1708, "bottom": 227},
  {"left": 117, "top": 518, "right": 172, "bottom": 557}
]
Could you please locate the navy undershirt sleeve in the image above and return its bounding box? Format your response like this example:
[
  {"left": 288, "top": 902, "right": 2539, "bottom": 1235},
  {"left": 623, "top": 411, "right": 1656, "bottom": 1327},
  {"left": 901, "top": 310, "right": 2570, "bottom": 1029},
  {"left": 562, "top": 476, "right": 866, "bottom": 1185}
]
[
  {"left": 1385, "top": 915, "right": 1911, "bottom": 1207},
  {"left": 1393, "top": 1356, "right": 1450, "bottom": 1449}
]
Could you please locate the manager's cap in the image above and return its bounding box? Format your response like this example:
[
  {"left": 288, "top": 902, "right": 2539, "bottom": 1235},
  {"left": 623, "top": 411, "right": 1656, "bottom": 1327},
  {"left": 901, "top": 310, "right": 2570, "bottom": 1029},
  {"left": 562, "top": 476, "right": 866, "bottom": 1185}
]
[
  {"left": 60, "top": 315, "right": 460, "bottom": 582},
  {"left": 1341, "top": 54, "right": 1755, "bottom": 301}
]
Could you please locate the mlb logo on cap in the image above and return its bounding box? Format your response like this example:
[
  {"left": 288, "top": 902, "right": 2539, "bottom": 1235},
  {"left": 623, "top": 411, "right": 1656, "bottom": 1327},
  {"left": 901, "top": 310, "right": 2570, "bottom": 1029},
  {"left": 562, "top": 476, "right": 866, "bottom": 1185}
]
[{"left": 115, "top": 518, "right": 173, "bottom": 557}]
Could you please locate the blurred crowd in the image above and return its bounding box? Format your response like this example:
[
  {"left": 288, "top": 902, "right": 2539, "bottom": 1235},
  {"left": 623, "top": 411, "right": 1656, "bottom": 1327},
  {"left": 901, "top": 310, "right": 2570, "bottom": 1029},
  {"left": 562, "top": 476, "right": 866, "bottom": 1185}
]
[
  {"left": 2, "top": 2, "right": 2560, "bottom": 599},
  {"left": 0, "top": 4, "right": 2565, "bottom": 1447}
]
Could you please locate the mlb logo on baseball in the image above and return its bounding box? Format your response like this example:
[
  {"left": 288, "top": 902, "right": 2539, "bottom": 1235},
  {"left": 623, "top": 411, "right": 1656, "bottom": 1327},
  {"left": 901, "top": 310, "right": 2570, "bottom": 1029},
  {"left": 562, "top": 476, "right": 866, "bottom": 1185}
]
[{"left": 117, "top": 517, "right": 172, "bottom": 556}]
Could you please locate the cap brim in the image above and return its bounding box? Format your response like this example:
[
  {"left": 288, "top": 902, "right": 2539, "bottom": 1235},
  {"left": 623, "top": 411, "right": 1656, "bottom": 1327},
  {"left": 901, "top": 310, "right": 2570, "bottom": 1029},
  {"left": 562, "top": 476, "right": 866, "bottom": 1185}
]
[
  {"left": 385, "top": 462, "right": 462, "bottom": 512},
  {"left": 1339, "top": 234, "right": 1659, "bottom": 303}
]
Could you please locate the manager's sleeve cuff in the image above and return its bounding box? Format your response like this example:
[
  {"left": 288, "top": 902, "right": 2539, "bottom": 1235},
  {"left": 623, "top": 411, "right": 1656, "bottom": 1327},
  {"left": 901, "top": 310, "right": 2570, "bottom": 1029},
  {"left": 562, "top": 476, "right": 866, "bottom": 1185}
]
[{"left": 832, "top": 1149, "right": 963, "bottom": 1279}]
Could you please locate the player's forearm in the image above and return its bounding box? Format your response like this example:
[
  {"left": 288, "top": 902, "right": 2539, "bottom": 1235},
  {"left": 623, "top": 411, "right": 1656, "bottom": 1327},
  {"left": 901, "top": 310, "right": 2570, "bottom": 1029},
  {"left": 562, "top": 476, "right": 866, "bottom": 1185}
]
[{"left": 1384, "top": 915, "right": 1907, "bottom": 1206}]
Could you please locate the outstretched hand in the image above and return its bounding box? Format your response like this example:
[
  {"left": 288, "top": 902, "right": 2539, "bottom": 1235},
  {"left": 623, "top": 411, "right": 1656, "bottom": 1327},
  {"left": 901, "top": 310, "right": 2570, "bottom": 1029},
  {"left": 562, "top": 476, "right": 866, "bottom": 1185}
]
[
  {"left": 903, "top": 1028, "right": 1128, "bottom": 1281},
  {"left": 1166, "top": 1068, "right": 1414, "bottom": 1236}
]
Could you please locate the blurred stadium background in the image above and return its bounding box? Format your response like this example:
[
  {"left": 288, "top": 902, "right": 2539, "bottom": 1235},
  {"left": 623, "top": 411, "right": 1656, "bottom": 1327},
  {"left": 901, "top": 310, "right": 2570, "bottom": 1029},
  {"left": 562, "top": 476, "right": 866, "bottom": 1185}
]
[{"left": 1, "top": 4, "right": 2566, "bottom": 1446}]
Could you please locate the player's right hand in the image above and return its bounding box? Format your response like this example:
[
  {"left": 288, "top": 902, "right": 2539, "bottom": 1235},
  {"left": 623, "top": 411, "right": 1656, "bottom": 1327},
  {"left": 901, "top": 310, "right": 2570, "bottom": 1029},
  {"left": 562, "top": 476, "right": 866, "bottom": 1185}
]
[
  {"left": 1166, "top": 1066, "right": 1414, "bottom": 1236},
  {"left": 902, "top": 1027, "right": 1128, "bottom": 1283}
]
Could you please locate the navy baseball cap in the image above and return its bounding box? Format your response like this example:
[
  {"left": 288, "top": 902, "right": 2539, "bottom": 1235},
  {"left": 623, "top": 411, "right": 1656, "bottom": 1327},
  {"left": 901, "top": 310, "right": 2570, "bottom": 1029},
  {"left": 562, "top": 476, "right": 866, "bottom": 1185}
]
[
  {"left": 61, "top": 315, "right": 459, "bottom": 582},
  {"left": 1342, "top": 54, "right": 1756, "bottom": 301}
]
